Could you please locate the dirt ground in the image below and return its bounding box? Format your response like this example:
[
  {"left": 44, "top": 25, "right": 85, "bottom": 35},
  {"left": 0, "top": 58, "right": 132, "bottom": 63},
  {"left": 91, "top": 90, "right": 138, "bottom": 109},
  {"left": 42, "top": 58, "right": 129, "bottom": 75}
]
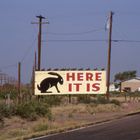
[{"left": 0, "top": 97, "right": 140, "bottom": 140}]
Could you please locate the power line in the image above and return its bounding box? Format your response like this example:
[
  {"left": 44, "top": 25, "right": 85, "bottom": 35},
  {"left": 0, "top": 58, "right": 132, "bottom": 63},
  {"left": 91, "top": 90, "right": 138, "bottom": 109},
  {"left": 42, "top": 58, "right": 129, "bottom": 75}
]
[
  {"left": 43, "top": 39, "right": 107, "bottom": 42},
  {"left": 20, "top": 37, "right": 37, "bottom": 64},
  {"left": 42, "top": 39, "right": 140, "bottom": 43},
  {"left": 115, "top": 39, "right": 139, "bottom": 43},
  {"left": 43, "top": 28, "right": 104, "bottom": 35}
]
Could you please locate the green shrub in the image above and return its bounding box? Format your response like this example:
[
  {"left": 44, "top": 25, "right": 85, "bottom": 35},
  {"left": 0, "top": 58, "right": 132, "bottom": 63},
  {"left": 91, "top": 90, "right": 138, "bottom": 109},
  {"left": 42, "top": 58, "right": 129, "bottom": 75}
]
[
  {"left": 77, "top": 95, "right": 91, "bottom": 104},
  {"left": 96, "top": 96, "right": 109, "bottom": 104},
  {"left": 0, "top": 103, "right": 16, "bottom": 127},
  {"left": 16, "top": 102, "right": 36, "bottom": 121},
  {"left": 44, "top": 96, "right": 62, "bottom": 106},
  {"left": 0, "top": 89, "right": 18, "bottom": 100},
  {"left": 16, "top": 101, "right": 52, "bottom": 121},
  {"left": 0, "top": 103, "right": 16, "bottom": 118},
  {"left": 110, "top": 99, "right": 121, "bottom": 106},
  {"left": 110, "top": 91, "right": 121, "bottom": 97},
  {"left": 35, "top": 103, "right": 52, "bottom": 120},
  {"left": 33, "top": 124, "right": 48, "bottom": 132},
  {"left": 0, "top": 116, "right": 4, "bottom": 128}
]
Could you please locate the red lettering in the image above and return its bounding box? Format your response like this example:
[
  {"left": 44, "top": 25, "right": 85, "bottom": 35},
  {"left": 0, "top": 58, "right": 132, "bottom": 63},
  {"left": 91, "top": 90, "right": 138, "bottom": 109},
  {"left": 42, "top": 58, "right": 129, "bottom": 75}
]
[
  {"left": 92, "top": 83, "right": 100, "bottom": 91},
  {"left": 73, "top": 83, "right": 82, "bottom": 91},
  {"left": 66, "top": 73, "right": 75, "bottom": 81},
  {"left": 95, "top": 72, "right": 102, "bottom": 81},
  {"left": 86, "top": 83, "right": 90, "bottom": 92},
  {"left": 68, "top": 84, "right": 72, "bottom": 92},
  {"left": 86, "top": 73, "right": 93, "bottom": 81},
  {"left": 77, "top": 73, "right": 83, "bottom": 81}
]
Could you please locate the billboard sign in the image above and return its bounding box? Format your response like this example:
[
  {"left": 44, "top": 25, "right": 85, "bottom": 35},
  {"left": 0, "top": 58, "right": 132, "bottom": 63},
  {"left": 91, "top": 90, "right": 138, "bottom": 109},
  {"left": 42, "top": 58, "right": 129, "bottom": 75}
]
[{"left": 35, "top": 71, "right": 106, "bottom": 95}]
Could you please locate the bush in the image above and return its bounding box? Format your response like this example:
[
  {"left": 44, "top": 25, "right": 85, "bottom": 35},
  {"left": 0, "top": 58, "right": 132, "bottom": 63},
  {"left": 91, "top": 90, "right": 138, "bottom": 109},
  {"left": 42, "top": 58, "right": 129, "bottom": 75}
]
[
  {"left": 96, "top": 96, "right": 120, "bottom": 106},
  {"left": 110, "top": 91, "right": 121, "bottom": 97},
  {"left": 16, "top": 101, "right": 52, "bottom": 121},
  {"left": 33, "top": 124, "right": 48, "bottom": 132},
  {"left": 44, "top": 96, "right": 62, "bottom": 106},
  {"left": 96, "top": 96, "right": 109, "bottom": 104},
  {"left": 35, "top": 103, "right": 52, "bottom": 120},
  {"left": 0, "top": 103, "right": 16, "bottom": 118},
  {"left": 0, "top": 88, "right": 18, "bottom": 100},
  {"left": 0, "top": 114, "right": 4, "bottom": 128},
  {"left": 16, "top": 102, "right": 36, "bottom": 121},
  {"left": 0, "top": 103, "right": 16, "bottom": 127},
  {"left": 110, "top": 99, "right": 121, "bottom": 106},
  {"left": 77, "top": 95, "right": 91, "bottom": 104}
]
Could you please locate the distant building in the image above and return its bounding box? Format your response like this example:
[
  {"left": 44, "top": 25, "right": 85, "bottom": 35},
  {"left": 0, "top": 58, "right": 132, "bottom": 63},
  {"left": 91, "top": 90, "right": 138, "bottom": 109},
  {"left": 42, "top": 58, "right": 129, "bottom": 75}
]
[
  {"left": 109, "top": 83, "right": 119, "bottom": 92},
  {"left": 121, "top": 77, "right": 140, "bottom": 92}
]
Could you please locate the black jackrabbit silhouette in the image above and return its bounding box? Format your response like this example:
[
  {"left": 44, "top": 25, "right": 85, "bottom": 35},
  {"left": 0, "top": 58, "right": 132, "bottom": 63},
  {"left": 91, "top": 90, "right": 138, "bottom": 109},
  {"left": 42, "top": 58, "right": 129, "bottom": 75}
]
[{"left": 37, "top": 72, "right": 64, "bottom": 93}]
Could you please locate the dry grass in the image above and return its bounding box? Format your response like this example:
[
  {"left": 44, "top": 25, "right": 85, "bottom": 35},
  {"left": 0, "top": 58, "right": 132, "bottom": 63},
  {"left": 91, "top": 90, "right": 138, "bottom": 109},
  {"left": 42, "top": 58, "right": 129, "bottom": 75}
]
[
  {"left": 1, "top": 100, "right": 140, "bottom": 140},
  {"left": 110, "top": 96, "right": 126, "bottom": 102},
  {"left": 86, "top": 104, "right": 120, "bottom": 115}
]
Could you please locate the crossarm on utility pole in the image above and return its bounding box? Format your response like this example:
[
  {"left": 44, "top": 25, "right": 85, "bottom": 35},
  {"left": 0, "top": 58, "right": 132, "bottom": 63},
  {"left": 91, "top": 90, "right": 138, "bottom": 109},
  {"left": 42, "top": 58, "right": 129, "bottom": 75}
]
[{"left": 31, "top": 15, "right": 49, "bottom": 71}]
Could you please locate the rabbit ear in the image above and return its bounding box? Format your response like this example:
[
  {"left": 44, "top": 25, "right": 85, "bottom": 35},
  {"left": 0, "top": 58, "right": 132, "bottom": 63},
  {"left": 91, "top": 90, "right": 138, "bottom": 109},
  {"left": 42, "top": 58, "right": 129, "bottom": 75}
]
[{"left": 48, "top": 72, "right": 61, "bottom": 77}]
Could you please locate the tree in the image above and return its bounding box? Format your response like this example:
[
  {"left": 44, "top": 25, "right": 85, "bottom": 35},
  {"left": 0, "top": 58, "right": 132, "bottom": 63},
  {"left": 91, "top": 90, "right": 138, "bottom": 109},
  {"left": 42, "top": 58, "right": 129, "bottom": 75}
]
[
  {"left": 114, "top": 70, "right": 137, "bottom": 94},
  {"left": 114, "top": 70, "right": 137, "bottom": 82}
]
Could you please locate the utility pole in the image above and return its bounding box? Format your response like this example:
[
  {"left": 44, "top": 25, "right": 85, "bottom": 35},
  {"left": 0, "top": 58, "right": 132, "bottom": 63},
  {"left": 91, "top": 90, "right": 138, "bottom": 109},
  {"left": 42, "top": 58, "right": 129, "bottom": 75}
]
[
  {"left": 106, "top": 11, "right": 113, "bottom": 100},
  {"left": 37, "top": 15, "right": 44, "bottom": 71},
  {"left": 34, "top": 51, "right": 37, "bottom": 71},
  {"left": 32, "top": 15, "right": 49, "bottom": 71},
  {"left": 32, "top": 16, "right": 49, "bottom": 102}
]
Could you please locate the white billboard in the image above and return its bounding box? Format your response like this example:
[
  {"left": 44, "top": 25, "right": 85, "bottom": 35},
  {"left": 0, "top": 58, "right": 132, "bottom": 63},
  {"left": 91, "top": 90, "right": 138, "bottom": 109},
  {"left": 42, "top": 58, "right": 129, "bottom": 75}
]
[{"left": 35, "top": 71, "right": 106, "bottom": 95}]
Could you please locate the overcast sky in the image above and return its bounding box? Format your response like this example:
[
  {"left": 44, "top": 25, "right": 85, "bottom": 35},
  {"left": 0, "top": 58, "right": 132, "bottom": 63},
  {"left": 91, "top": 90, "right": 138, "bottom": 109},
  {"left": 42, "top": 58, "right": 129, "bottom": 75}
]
[{"left": 0, "top": 0, "right": 140, "bottom": 83}]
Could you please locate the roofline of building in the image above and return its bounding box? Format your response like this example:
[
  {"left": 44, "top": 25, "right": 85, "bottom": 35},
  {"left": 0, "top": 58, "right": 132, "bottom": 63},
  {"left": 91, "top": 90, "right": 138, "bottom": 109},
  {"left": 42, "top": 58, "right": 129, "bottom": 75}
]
[{"left": 121, "top": 77, "right": 140, "bottom": 83}]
